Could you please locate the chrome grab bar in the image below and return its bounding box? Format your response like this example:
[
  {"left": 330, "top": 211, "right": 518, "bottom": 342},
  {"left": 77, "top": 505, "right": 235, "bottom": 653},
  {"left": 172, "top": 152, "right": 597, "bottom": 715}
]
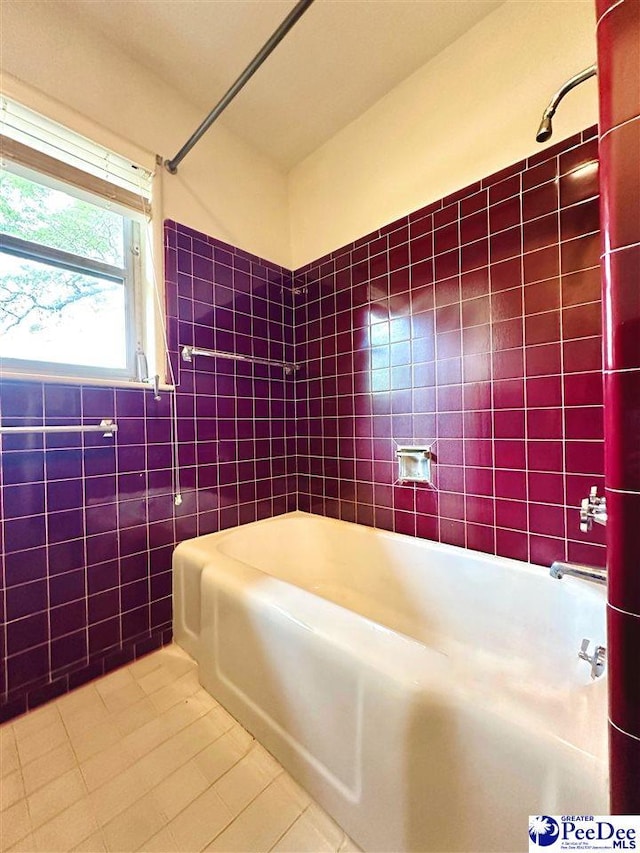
[
  {"left": 0, "top": 419, "right": 117, "bottom": 437},
  {"left": 550, "top": 561, "right": 606, "bottom": 585},
  {"left": 181, "top": 345, "right": 298, "bottom": 375}
]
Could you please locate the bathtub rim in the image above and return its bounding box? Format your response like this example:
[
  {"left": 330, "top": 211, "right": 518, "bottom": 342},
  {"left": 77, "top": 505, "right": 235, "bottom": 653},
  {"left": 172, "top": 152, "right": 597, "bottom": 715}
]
[{"left": 174, "top": 509, "right": 608, "bottom": 605}]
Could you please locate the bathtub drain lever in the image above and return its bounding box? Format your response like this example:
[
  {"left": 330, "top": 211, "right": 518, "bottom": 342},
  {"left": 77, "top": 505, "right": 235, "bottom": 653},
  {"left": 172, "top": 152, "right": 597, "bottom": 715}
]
[{"left": 578, "top": 638, "right": 606, "bottom": 679}]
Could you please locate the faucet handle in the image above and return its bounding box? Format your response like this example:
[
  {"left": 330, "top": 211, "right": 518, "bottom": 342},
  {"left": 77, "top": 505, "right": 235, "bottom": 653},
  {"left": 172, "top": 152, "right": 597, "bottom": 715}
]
[
  {"left": 580, "top": 486, "right": 607, "bottom": 532},
  {"left": 578, "top": 638, "right": 606, "bottom": 679},
  {"left": 594, "top": 645, "right": 606, "bottom": 679}
]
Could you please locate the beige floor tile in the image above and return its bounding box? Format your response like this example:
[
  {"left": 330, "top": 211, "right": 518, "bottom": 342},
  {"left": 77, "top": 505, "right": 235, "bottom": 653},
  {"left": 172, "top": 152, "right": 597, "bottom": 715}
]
[
  {"left": 136, "top": 666, "right": 176, "bottom": 697},
  {"left": 88, "top": 764, "right": 153, "bottom": 827},
  {"left": 193, "top": 729, "right": 250, "bottom": 785},
  {"left": 191, "top": 688, "right": 219, "bottom": 712},
  {"left": 338, "top": 835, "right": 363, "bottom": 852},
  {"left": 32, "top": 796, "right": 98, "bottom": 852},
  {"left": 28, "top": 767, "right": 87, "bottom": 830},
  {"left": 111, "top": 697, "right": 158, "bottom": 738},
  {"left": 134, "top": 742, "right": 189, "bottom": 789},
  {"left": 80, "top": 738, "right": 136, "bottom": 792},
  {"left": 127, "top": 654, "right": 164, "bottom": 682},
  {"left": 246, "top": 743, "right": 283, "bottom": 781},
  {"left": 150, "top": 760, "right": 210, "bottom": 822},
  {"left": 67, "top": 720, "right": 122, "bottom": 764},
  {"left": 100, "top": 680, "right": 146, "bottom": 715},
  {"left": 162, "top": 693, "right": 212, "bottom": 729},
  {"left": 163, "top": 644, "right": 192, "bottom": 663},
  {"left": 227, "top": 724, "right": 255, "bottom": 753},
  {"left": 147, "top": 670, "right": 201, "bottom": 715},
  {"left": 136, "top": 826, "right": 180, "bottom": 853},
  {"left": 304, "top": 803, "right": 345, "bottom": 850},
  {"left": 1, "top": 727, "right": 19, "bottom": 777},
  {"left": 1, "top": 647, "right": 350, "bottom": 853},
  {"left": 270, "top": 811, "right": 336, "bottom": 852},
  {"left": 0, "top": 798, "right": 32, "bottom": 849},
  {"left": 199, "top": 704, "right": 237, "bottom": 738},
  {"left": 6, "top": 831, "right": 37, "bottom": 852},
  {"left": 12, "top": 704, "right": 61, "bottom": 740},
  {"left": 1, "top": 768, "right": 25, "bottom": 811},
  {"left": 71, "top": 829, "right": 107, "bottom": 851},
  {"left": 204, "top": 778, "right": 302, "bottom": 852},
  {"left": 274, "top": 774, "right": 312, "bottom": 811},
  {"left": 121, "top": 693, "right": 208, "bottom": 763},
  {"left": 102, "top": 792, "right": 165, "bottom": 852},
  {"left": 14, "top": 716, "right": 69, "bottom": 766},
  {"left": 166, "top": 786, "right": 233, "bottom": 852},
  {"left": 213, "top": 747, "right": 279, "bottom": 815},
  {"left": 56, "top": 687, "right": 107, "bottom": 729},
  {"left": 156, "top": 647, "right": 196, "bottom": 677},
  {"left": 134, "top": 713, "right": 219, "bottom": 785},
  {"left": 120, "top": 716, "right": 175, "bottom": 763},
  {"left": 94, "top": 668, "right": 136, "bottom": 698},
  {"left": 22, "top": 742, "right": 78, "bottom": 797}
]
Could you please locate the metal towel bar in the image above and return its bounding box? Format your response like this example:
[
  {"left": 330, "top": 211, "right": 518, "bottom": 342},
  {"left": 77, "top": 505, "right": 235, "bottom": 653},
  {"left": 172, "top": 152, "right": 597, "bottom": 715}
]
[
  {"left": 181, "top": 345, "right": 298, "bottom": 375},
  {"left": 0, "top": 419, "right": 117, "bottom": 436}
]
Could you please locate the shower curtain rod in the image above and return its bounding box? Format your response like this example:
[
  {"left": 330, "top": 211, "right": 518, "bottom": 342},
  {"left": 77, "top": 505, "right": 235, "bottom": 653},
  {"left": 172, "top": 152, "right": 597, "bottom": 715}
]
[{"left": 164, "top": 0, "right": 315, "bottom": 174}]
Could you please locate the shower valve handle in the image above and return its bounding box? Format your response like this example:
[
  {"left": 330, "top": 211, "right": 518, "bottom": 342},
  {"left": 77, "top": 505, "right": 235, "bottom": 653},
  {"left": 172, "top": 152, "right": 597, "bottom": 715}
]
[{"left": 580, "top": 486, "right": 607, "bottom": 533}]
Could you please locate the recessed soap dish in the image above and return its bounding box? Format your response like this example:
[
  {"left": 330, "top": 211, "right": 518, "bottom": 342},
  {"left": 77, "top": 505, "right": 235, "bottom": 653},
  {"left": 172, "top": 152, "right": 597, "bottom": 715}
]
[{"left": 396, "top": 445, "right": 432, "bottom": 483}]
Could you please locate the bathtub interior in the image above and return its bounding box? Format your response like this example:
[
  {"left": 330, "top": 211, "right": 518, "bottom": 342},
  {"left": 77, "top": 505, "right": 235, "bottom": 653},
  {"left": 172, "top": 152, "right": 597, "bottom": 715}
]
[{"left": 216, "top": 512, "right": 606, "bottom": 685}]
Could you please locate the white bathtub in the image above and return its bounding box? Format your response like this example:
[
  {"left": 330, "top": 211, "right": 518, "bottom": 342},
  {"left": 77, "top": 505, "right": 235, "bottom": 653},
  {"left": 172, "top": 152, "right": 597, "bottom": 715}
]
[{"left": 173, "top": 511, "right": 608, "bottom": 852}]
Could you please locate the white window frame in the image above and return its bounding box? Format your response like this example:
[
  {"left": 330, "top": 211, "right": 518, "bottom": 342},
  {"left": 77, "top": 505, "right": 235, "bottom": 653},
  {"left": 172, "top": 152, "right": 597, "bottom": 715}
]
[
  {"left": 0, "top": 163, "right": 146, "bottom": 382},
  {"left": 0, "top": 93, "right": 161, "bottom": 387}
]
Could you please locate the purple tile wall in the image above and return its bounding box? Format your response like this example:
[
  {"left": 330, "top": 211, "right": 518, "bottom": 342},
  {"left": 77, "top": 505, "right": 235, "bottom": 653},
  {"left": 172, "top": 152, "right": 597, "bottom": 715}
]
[
  {"left": 294, "top": 128, "right": 605, "bottom": 570},
  {"left": 1, "top": 131, "right": 604, "bottom": 722},
  {"left": 0, "top": 221, "right": 296, "bottom": 720}
]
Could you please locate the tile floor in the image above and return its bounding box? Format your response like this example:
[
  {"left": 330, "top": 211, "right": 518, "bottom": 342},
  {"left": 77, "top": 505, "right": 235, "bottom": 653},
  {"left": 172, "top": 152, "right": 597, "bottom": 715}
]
[{"left": 0, "top": 645, "right": 361, "bottom": 852}]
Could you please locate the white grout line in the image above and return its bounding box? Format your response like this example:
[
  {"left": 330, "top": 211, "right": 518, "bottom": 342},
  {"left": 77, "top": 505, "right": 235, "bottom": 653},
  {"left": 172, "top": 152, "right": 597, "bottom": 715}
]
[
  {"left": 599, "top": 113, "right": 640, "bottom": 143},
  {"left": 609, "top": 719, "right": 640, "bottom": 743},
  {"left": 608, "top": 602, "right": 640, "bottom": 619}
]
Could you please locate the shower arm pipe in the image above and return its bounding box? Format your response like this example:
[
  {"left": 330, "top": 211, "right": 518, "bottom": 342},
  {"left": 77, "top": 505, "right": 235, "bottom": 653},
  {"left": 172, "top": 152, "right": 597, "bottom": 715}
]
[
  {"left": 536, "top": 64, "right": 597, "bottom": 142},
  {"left": 164, "top": 0, "right": 315, "bottom": 174}
]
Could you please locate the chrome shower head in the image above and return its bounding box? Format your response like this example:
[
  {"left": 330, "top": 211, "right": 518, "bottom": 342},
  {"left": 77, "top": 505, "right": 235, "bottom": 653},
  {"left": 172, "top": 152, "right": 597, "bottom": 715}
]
[
  {"left": 535, "top": 64, "right": 597, "bottom": 144},
  {"left": 536, "top": 113, "right": 553, "bottom": 143}
]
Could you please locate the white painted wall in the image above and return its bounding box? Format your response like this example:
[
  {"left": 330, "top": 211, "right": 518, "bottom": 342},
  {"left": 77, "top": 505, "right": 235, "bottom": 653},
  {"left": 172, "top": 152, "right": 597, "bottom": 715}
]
[
  {"left": 1, "top": 0, "right": 292, "bottom": 267},
  {"left": 288, "top": 0, "right": 598, "bottom": 268},
  {"left": 1, "top": 0, "right": 598, "bottom": 271}
]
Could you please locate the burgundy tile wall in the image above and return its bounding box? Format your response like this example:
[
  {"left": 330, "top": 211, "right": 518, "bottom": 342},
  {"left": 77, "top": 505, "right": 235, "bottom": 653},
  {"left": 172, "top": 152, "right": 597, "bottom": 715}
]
[
  {"left": 0, "top": 221, "right": 295, "bottom": 721},
  {"left": 596, "top": 0, "right": 640, "bottom": 815},
  {"left": 294, "top": 129, "right": 604, "bottom": 570},
  {"left": 0, "top": 133, "right": 605, "bottom": 726}
]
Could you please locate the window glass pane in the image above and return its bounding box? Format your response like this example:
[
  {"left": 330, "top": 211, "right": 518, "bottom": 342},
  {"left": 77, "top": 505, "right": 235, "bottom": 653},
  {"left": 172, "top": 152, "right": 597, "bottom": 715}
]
[
  {"left": 0, "top": 253, "right": 127, "bottom": 370},
  {"left": 0, "top": 169, "right": 125, "bottom": 267}
]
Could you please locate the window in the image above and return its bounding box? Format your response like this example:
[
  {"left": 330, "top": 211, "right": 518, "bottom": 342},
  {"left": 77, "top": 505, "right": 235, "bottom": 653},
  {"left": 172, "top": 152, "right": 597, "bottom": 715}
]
[{"left": 0, "top": 98, "right": 153, "bottom": 381}]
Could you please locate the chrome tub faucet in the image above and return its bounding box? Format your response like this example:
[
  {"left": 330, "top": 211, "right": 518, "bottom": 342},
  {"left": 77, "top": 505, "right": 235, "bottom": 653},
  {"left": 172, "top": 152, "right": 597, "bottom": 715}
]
[
  {"left": 550, "top": 561, "right": 606, "bottom": 585},
  {"left": 580, "top": 486, "right": 607, "bottom": 532}
]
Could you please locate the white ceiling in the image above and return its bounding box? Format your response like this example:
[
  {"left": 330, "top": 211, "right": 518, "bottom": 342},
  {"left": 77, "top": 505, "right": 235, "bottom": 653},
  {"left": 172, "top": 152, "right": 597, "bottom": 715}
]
[{"left": 55, "top": 0, "right": 504, "bottom": 171}]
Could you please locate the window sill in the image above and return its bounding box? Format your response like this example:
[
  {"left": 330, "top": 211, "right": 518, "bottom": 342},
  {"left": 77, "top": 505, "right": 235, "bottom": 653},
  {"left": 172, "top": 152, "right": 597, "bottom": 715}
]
[{"left": 0, "top": 369, "right": 174, "bottom": 392}]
